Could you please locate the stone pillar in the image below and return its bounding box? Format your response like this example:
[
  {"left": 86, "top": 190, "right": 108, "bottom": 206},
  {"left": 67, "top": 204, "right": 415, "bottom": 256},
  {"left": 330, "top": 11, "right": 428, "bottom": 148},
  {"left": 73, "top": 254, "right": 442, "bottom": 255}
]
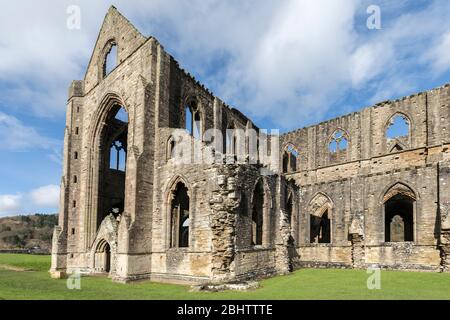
[
  {"left": 209, "top": 172, "right": 239, "bottom": 283},
  {"left": 350, "top": 234, "right": 365, "bottom": 269},
  {"left": 50, "top": 225, "right": 68, "bottom": 279},
  {"left": 50, "top": 180, "right": 68, "bottom": 278},
  {"left": 439, "top": 203, "right": 450, "bottom": 272},
  {"left": 275, "top": 209, "right": 294, "bottom": 274},
  {"left": 349, "top": 214, "right": 365, "bottom": 269},
  {"left": 438, "top": 161, "right": 450, "bottom": 272},
  {"left": 440, "top": 231, "right": 450, "bottom": 272}
]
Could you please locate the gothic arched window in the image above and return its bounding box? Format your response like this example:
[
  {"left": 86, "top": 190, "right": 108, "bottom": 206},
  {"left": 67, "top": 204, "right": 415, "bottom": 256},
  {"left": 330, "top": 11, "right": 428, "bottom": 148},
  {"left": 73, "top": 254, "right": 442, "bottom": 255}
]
[
  {"left": 170, "top": 181, "right": 190, "bottom": 248},
  {"left": 386, "top": 114, "right": 410, "bottom": 152},
  {"left": 283, "top": 144, "right": 299, "bottom": 173},
  {"left": 383, "top": 183, "right": 415, "bottom": 242},
  {"left": 251, "top": 179, "right": 265, "bottom": 246},
  {"left": 329, "top": 129, "right": 349, "bottom": 163},
  {"left": 185, "top": 101, "right": 201, "bottom": 140},
  {"left": 110, "top": 140, "right": 126, "bottom": 171},
  {"left": 103, "top": 41, "right": 118, "bottom": 78},
  {"left": 309, "top": 193, "right": 332, "bottom": 244}
]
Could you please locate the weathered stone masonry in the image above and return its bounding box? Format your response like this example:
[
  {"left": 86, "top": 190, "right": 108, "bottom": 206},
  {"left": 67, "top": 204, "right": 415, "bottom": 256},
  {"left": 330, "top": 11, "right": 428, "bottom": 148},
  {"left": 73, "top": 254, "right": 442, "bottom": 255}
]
[{"left": 51, "top": 7, "right": 450, "bottom": 283}]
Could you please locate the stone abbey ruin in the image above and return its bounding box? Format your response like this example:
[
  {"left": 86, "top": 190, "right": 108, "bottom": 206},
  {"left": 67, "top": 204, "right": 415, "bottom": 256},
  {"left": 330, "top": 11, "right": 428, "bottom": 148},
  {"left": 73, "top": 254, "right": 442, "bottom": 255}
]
[{"left": 51, "top": 7, "right": 450, "bottom": 283}]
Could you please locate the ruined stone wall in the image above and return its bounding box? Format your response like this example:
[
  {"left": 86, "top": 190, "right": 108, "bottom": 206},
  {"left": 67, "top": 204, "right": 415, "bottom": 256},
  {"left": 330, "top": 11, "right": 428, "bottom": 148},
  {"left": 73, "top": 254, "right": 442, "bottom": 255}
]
[
  {"left": 53, "top": 7, "right": 450, "bottom": 283},
  {"left": 149, "top": 129, "right": 215, "bottom": 282},
  {"left": 53, "top": 8, "right": 158, "bottom": 279},
  {"left": 281, "top": 86, "right": 450, "bottom": 170},
  {"left": 281, "top": 85, "right": 450, "bottom": 271},
  {"left": 233, "top": 166, "right": 279, "bottom": 279}
]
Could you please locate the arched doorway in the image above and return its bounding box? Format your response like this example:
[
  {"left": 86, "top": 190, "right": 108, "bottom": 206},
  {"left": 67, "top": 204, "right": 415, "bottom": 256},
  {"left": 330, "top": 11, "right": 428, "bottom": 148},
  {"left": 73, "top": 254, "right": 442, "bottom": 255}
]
[
  {"left": 383, "top": 184, "right": 416, "bottom": 242},
  {"left": 310, "top": 209, "right": 331, "bottom": 243},
  {"left": 94, "top": 240, "right": 111, "bottom": 273},
  {"left": 308, "top": 193, "right": 333, "bottom": 244}
]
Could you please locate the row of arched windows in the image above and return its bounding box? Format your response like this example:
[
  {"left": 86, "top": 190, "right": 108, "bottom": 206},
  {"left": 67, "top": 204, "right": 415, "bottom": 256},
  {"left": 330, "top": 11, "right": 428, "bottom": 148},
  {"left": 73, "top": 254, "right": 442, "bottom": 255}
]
[
  {"left": 304, "top": 183, "right": 416, "bottom": 244},
  {"left": 184, "top": 103, "right": 244, "bottom": 155},
  {"left": 99, "top": 39, "right": 411, "bottom": 166},
  {"left": 168, "top": 177, "right": 269, "bottom": 249},
  {"left": 282, "top": 113, "right": 411, "bottom": 173},
  {"left": 168, "top": 179, "right": 416, "bottom": 249},
  {"left": 165, "top": 102, "right": 260, "bottom": 161}
]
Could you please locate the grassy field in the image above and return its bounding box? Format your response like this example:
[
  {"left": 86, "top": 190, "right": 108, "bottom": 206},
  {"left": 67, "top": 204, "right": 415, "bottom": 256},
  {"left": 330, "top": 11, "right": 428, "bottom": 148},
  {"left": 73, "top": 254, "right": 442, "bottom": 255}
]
[{"left": 1, "top": 254, "right": 450, "bottom": 300}]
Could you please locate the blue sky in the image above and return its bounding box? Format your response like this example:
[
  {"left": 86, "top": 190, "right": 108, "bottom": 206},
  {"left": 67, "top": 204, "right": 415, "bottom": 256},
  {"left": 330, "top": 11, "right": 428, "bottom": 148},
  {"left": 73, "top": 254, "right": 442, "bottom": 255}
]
[{"left": 1, "top": 0, "right": 450, "bottom": 216}]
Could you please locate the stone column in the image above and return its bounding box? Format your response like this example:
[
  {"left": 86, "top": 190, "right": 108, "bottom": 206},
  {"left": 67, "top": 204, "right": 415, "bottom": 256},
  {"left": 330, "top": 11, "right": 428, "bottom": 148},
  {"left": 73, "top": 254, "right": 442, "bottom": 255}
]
[
  {"left": 439, "top": 203, "right": 450, "bottom": 272},
  {"left": 275, "top": 209, "right": 294, "bottom": 274},
  {"left": 50, "top": 81, "right": 83, "bottom": 278},
  {"left": 349, "top": 214, "right": 365, "bottom": 269},
  {"left": 209, "top": 172, "right": 239, "bottom": 283},
  {"left": 440, "top": 232, "right": 450, "bottom": 272},
  {"left": 438, "top": 161, "right": 450, "bottom": 272}
]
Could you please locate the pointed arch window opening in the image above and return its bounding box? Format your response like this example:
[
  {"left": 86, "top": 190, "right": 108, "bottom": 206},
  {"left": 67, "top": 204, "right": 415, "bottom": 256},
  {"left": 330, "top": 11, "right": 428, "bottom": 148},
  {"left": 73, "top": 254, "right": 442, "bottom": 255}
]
[
  {"left": 251, "top": 180, "right": 265, "bottom": 246},
  {"left": 103, "top": 43, "right": 118, "bottom": 78},
  {"left": 384, "top": 193, "right": 415, "bottom": 242},
  {"left": 386, "top": 114, "right": 410, "bottom": 153},
  {"left": 94, "top": 103, "right": 129, "bottom": 233},
  {"left": 167, "top": 136, "right": 176, "bottom": 160},
  {"left": 329, "top": 130, "right": 348, "bottom": 153},
  {"left": 185, "top": 105, "right": 201, "bottom": 140},
  {"left": 110, "top": 139, "right": 127, "bottom": 171},
  {"left": 386, "top": 114, "right": 410, "bottom": 140},
  {"left": 283, "top": 144, "right": 299, "bottom": 173},
  {"left": 170, "top": 182, "right": 190, "bottom": 248},
  {"left": 225, "top": 123, "right": 240, "bottom": 158},
  {"left": 310, "top": 209, "right": 331, "bottom": 244},
  {"left": 108, "top": 106, "right": 128, "bottom": 172}
]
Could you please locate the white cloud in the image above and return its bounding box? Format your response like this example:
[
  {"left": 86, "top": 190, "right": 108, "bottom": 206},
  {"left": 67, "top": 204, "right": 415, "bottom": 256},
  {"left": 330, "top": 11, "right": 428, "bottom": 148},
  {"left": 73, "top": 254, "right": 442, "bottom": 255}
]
[
  {"left": 425, "top": 31, "right": 450, "bottom": 73},
  {"left": 351, "top": 42, "right": 393, "bottom": 87},
  {"left": 2, "top": 0, "right": 450, "bottom": 130},
  {"left": 2, "top": 1, "right": 450, "bottom": 218},
  {"left": 0, "top": 185, "right": 60, "bottom": 217},
  {"left": 29, "top": 185, "right": 60, "bottom": 208},
  {"left": 0, "top": 112, "right": 59, "bottom": 151},
  {"left": 216, "top": 0, "right": 359, "bottom": 127},
  {"left": 0, "top": 194, "right": 23, "bottom": 216},
  {"left": 123, "top": 0, "right": 450, "bottom": 128},
  {"left": 0, "top": 1, "right": 104, "bottom": 117}
]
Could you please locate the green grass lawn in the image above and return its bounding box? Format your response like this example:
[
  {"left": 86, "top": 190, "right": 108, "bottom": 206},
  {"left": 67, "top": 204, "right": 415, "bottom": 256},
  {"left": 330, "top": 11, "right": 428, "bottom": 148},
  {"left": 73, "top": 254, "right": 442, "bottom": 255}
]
[{"left": 1, "top": 254, "right": 450, "bottom": 300}]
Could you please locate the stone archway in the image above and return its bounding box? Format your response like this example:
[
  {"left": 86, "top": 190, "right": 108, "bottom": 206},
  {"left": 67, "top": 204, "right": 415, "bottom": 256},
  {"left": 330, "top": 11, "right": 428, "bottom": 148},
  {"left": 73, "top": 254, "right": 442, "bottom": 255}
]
[
  {"left": 382, "top": 183, "right": 416, "bottom": 243},
  {"left": 250, "top": 177, "right": 272, "bottom": 247},
  {"left": 89, "top": 214, "right": 119, "bottom": 276},
  {"left": 308, "top": 192, "right": 333, "bottom": 244},
  {"left": 85, "top": 93, "right": 129, "bottom": 250},
  {"left": 94, "top": 239, "right": 111, "bottom": 273}
]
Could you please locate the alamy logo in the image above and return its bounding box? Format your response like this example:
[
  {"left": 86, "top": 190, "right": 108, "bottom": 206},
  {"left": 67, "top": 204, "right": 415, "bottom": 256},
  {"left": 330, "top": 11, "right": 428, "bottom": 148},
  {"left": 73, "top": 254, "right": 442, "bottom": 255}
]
[
  {"left": 67, "top": 5, "right": 81, "bottom": 30},
  {"left": 66, "top": 270, "right": 81, "bottom": 290},
  {"left": 366, "top": 266, "right": 381, "bottom": 290},
  {"left": 366, "top": 5, "right": 381, "bottom": 30},
  {"left": 169, "top": 128, "right": 280, "bottom": 175}
]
